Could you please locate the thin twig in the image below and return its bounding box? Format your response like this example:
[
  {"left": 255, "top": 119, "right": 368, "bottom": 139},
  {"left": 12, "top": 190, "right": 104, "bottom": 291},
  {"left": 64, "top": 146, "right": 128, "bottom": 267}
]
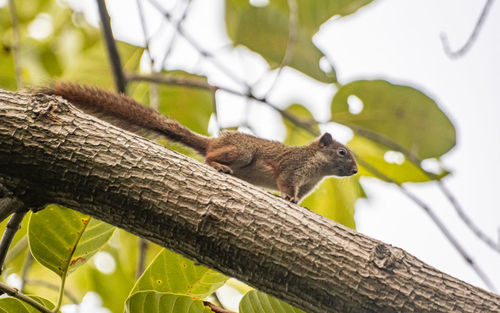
[
  {"left": 203, "top": 301, "right": 236, "bottom": 313},
  {"left": 0, "top": 210, "right": 27, "bottom": 276},
  {"left": 0, "top": 281, "right": 53, "bottom": 313},
  {"left": 8, "top": 0, "right": 22, "bottom": 89},
  {"left": 159, "top": 0, "right": 193, "bottom": 67},
  {"left": 96, "top": 0, "right": 127, "bottom": 93},
  {"left": 146, "top": 0, "right": 249, "bottom": 88},
  {"left": 136, "top": 237, "right": 149, "bottom": 279},
  {"left": 441, "top": 0, "right": 495, "bottom": 58},
  {"left": 24, "top": 279, "right": 80, "bottom": 304}
]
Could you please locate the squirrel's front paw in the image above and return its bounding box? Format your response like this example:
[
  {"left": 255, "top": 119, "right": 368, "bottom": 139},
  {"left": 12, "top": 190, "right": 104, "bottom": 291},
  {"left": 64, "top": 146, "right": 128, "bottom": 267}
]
[
  {"left": 283, "top": 194, "right": 299, "bottom": 204},
  {"left": 212, "top": 163, "right": 233, "bottom": 174}
]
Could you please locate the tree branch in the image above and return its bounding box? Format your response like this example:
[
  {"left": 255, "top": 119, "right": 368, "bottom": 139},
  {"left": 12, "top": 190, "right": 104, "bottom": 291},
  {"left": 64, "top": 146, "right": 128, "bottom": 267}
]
[
  {"left": 0, "top": 210, "right": 27, "bottom": 276},
  {"left": 0, "top": 281, "right": 53, "bottom": 313},
  {"left": 0, "top": 89, "right": 498, "bottom": 312}
]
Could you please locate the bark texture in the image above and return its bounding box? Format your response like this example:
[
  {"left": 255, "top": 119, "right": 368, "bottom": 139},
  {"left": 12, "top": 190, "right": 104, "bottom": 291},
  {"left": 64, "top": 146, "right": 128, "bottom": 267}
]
[{"left": 0, "top": 89, "right": 498, "bottom": 313}]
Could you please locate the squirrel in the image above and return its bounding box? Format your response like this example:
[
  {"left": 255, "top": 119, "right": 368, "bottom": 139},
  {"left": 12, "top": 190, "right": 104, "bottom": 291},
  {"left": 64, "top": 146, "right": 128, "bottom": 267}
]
[{"left": 41, "top": 82, "right": 358, "bottom": 203}]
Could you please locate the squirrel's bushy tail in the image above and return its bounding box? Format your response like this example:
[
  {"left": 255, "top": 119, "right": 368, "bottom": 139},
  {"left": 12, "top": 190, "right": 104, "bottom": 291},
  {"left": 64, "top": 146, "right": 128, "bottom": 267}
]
[{"left": 42, "top": 82, "right": 209, "bottom": 155}]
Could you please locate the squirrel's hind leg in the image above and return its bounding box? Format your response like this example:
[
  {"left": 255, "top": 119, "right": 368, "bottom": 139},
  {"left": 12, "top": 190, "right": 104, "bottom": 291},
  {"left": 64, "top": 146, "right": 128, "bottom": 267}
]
[{"left": 205, "top": 145, "right": 242, "bottom": 175}]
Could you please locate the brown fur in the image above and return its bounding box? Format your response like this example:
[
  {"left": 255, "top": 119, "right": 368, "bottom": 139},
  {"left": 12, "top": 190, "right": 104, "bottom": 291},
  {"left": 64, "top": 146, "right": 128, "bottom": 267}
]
[{"left": 41, "top": 83, "right": 358, "bottom": 202}]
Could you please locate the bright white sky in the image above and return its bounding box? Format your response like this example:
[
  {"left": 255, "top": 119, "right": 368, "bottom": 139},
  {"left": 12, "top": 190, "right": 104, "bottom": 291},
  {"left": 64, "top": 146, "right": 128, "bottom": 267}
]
[{"left": 68, "top": 0, "right": 500, "bottom": 304}]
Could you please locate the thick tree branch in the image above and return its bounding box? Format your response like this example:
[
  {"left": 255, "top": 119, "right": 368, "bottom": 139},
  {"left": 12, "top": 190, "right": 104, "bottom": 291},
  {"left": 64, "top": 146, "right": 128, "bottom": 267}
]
[{"left": 0, "top": 89, "right": 498, "bottom": 312}]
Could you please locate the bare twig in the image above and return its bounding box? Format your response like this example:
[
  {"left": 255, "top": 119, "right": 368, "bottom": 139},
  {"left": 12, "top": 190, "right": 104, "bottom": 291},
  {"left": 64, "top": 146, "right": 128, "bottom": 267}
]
[
  {"left": 96, "top": 0, "right": 127, "bottom": 93},
  {"left": 159, "top": 0, "right": 193, "bottom": 67},
  {"left": 0, "top": 210, "right": 27, "bottom": 276},
  {"left": 0, "top": 281, "right": 53, "bottom": 313},
  {"left": 136, "top": 237, "right": 149, "bottom": 279},
  {"left": 203, "top": 301, "right": 236, "bottom": 313},
  {"left": 441, "top": 0, "right": 495, "bottom": 58},
  {"left": 8, "top": 0, "right": 22, "bottom": 89},
  {"left": 146, "top": 0, "right": 249, "bottom": 88}
]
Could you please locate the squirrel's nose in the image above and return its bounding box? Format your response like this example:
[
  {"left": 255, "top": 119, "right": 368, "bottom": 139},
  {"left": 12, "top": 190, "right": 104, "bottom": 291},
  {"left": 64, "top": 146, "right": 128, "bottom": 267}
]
[{"left": 352, "top": 167, "right": 358, "bottom": 174}]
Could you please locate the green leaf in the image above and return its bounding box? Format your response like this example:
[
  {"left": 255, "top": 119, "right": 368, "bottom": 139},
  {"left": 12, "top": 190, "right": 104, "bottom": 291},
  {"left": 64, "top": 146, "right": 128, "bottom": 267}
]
[
  {"left": 331, "top": 80, "right": 456, "bottom": 159},
  {"left": 282, "top": 104, "right": 318, "bottom": 146},
  {"left": 239, "top": 290, "right": 305, "bottom": 313},
  {"left": 0, "top": 45, "right": 17, "bottom": 90},
  {"left": 226, "top": 0, "right": 374, "bottom": 83},
  {"left": 0, "top": 295, "right": 58, "bottom": 313},
  {"left": 300, "top": 176, "right": 363, "bottom": 229},
  {"left": 28, "top": 204, "right": 115, "bottom": 277},
  {"left": 349, "top": 135, "right": 448, "bottom": 183},
  {"left": 132, "top": 249, "right": 228, "bottom": 299},
  {"left": 125, "top": 291, "right": 212, "bottom": 313}
]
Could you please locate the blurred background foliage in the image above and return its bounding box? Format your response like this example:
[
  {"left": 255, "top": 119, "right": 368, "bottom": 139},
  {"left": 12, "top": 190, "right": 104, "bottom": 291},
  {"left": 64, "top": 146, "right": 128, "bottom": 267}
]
[{"left": 0, "top": 0, "right": 456, "bottom": 312}]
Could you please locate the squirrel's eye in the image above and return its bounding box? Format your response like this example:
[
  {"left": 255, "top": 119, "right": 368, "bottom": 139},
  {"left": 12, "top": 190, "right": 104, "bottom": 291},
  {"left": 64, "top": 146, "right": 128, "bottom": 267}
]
[{"left": 338, "top": 149, "right": 346, "bottom": 156}]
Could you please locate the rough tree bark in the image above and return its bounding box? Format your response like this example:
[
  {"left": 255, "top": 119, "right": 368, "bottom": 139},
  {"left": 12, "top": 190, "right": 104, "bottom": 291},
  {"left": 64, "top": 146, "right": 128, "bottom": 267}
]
[{"left": 0, "top": 89, "right": 498, "bottom": 313}]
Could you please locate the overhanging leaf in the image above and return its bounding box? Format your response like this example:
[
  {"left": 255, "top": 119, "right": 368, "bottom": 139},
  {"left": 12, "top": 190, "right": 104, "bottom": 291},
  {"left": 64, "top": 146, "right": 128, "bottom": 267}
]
[
  {"left": 226, "top": 0, "right": 374, "bottom": 83},
  {"left": 28, "top": 204, "right": 115, "bottom": 277},
  {"left": 239, "top": 290, "right": 305, "bottom": 313},
  {"left": 132, "top": 249, "right": 228, "bottom": 299},
  {"left": 125, "top": 291, "right": 212, "bottom": 313},
  {"left": 331, "top": 80, "right": 456, "bottom": 159}
]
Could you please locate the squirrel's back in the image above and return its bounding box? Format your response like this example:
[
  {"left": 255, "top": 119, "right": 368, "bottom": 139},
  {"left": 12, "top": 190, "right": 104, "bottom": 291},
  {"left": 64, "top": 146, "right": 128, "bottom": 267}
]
[{"left": 42, "top": 83, "right": 209, "bottom": 154}]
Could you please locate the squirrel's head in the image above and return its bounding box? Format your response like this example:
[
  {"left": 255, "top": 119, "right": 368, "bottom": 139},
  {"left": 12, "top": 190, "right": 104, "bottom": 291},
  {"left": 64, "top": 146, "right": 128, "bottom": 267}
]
[{"left": 316, "top": 133, "right": 358, "bottom": 177}]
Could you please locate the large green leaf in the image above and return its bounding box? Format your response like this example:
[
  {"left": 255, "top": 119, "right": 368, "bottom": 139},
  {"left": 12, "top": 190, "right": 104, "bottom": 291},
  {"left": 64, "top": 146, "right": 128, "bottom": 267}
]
[
  {"left": 226, "top": 0, "right": 374, "bottom": 83},
  {"left": 28, "top": 204, "right": 115, "bottom": 277},
  {"left": 300, "top": 176, "right": 363, "bottom": 229},
  {"left": 239, "top": 290, "right": 304, "bottom": 313},
  {"left": 125, "top": 291, "right": 212, "bottom": 313},
  {"left": 331, "top": 80, "right": 456, "bottom": 159},
  {"left": 0, "top": 295, "right": 58, "bottom": 313},
  {"left": 132, "top": 249, "right": 228, "bottom": 299}
]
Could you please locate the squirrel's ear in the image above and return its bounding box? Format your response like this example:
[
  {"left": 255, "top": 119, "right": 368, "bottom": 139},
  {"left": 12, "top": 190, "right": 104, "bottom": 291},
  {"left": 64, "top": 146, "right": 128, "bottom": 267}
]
[{"left": 318, "top": 133, "right": 333, "bottom": 147}]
